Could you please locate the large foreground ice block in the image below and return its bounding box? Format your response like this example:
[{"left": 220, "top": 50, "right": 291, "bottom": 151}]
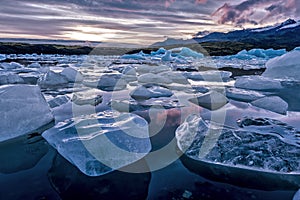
[
  {"left": 0, "top": 85, "right": 53, "bottom": 142},
  {"left": 263, "top": 50, "right": 300, "bottom": 80},
  {"left": 176, "top": 115, "right": 300, "bottom": 172},
  {"left": 42, "top": 111, "right": 151, "bottom": 176}
]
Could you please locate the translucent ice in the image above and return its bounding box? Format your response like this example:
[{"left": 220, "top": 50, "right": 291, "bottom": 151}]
[
  {"left": 235, "top": 76, "right": 283, "bottom": 91},
  {"left": 130, "top": 85, "right": 173, "bottom": 100},
  {"left": 251, "top": 96, "right": 288, "bottom": 115},
  {"left": 0, "top": 85, "right": 53, "bottom": 142},
  {"left": 42, "top": 111, "right": 151, "bottom": 176},
  {"left": 38, "top": 71, "right": 69, "bottom": 89},
  {"left": 189, "top": 91, "right": 228, "bottom": 110},
  {"left": 263, "top": 50, "right": 300, "bottom": 80},
  {"left": 176, "top": 115, "right": 300, "bottom": 172}
]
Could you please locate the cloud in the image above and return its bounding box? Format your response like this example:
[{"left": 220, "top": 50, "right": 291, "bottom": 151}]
[{"left": 212, "top": 0, "right": 299, "bottom": 26}]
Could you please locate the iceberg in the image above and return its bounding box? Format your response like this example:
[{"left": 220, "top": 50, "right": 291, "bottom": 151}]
[
  {"left": 0, "top": 73, "right": 24, "bottom": 85},
  {"left": 42, "top": 111, "right": 151, "bottom": 176},
  {"left": 251, "top": 96, "right": 288, "bottom": 115},
  {"left": 226, "top": 88, "right": 266, "bottom": 102},
  {"left": 97, "top": 74, "right": 127, "bottom": 91},
  {"left": 177, "top": 47, "right": 204, "bottom": 59},
  {"left": 263, "top": 50, "right": 300, "bottom": 80},
  {"left": 38, "top": 71, "right": 69, "bottom": 89},
  {"left": 138, "top": 73, "right": 172, "bottom": 85},
  {"left": 71, "top": 92, "right": 103, "bottom": 106},
  {"left": 151, "top": 47, "right": 167, "bottom": 56},
  {"left": 130, "top": 85, "right": 173, "bottom": 100},
  {"left": 224, "top": 49, "right": 286, "bottom": 60},
  {"left": 189, "top": 91, "right": 228, "bottom": 110},
  {"left": 0, "top": 54, "right": 6, "bottom": 61},
  {"left": 176, "top": 115, "right": 300, "bottom": 189},
  {"left": 0, "top": 62, "right": 24, "bottom": 70},
  {"left": 183, "top": 70, "right": 232, "bottom": 82},
  {"left": 0, "top": 85, "right": 53, "bottom": 142},
  {"left": 27, "top": 62, "right": 41, "bottom": 68},
  {"left": 61, "top": 67, "right": 84, "bottom": 83},
  {"left": 235, "top": 76, "right": 282, "bottom": 91}
]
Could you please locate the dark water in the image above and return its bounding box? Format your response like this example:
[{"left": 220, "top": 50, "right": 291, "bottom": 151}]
[{"left": 0, "top": 118, "right": 298, "bottom": 200}]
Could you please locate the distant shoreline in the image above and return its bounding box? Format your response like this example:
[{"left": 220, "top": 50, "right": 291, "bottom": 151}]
[{"left": 0, "top": 41, "right": 293, "bottom": 56}]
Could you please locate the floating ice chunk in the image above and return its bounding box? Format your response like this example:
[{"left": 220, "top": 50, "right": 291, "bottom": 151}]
[
  {"left": 72, "top": 92, "right": 103, "bottom": 106},
  {"left": 151, "top": 47, "right": 166, "bottom": 56},
  {"left": 122, "top": 66, "right": 136, "bottom": 76},
  {"left": 251, "top": 96, "right": 288, "bottom": 115},
  {"left": 138, "top": 73, "right": 172, "bottom": 84},
  {"left": 0, "top": 85, "right": 53, "bottom": 142},
  {"left": 121, "top": 52, "right": 146, "bottom": 60},
  {"left": 97, "top": 74, "right": 127, "bottom": 91},
  {"left": 235, "top": 76, "right": 282, "bottom": 91},
  {"left": 189, "top": 91, "right": 228, "bottom": 110},
  {"left": 177, "top": 115, "right": 300, "bottom": 173},
  {"left": 159, "top": 71, "right": 190, "bottom": 85},
  {"left": 0, "top": 62, "right": 23, "bottom": 70},
  {"left": 263, "top": 50, "right": 300, "bottom": 80},
  {"left": 183, "top": 70, "right": 232, "bottom": 82},
  {"left": 42, "top": 111, "right": 151, "bottom": 176},
  {"left": 293, "top": 189, "right": 300, "bottom": 200},
  {"left": 161, "top": 51, "right": 173, "bottom": 61},
  {"left": 227, "top": 49, "right": 286, "bottom": 60},
  {"left": 130, "top": 85, "right": 173, "bottom": 100},
  {"left": 27, "top": 62, "right": 41, "bottom": 68},
  {"left": 177, "top": 47, "right": 204, "bottom": 59},
  {"left": 0, "top": 73, "right": 24, "bottom": 85},
  {"left": 18, "top": 72, "right": 39, "bottom": 85},
  {"left": 61, "top": 67, "right": 84, "bottom": 82},
  {"left": 226, "top": 88, "right": 266, "bottom": 102},
  {"left": 0, "top": 54, "right": 6, "bottom": 61},
  {"left": 294, "top": 47, "right": 300, "bottom": 51},
  {"left": 48, "top": 95, "right": 70, "bottom": 108},
  {"left": 38, "top": 71, "right": 69, "bottom": 89},
  {"left": 136, "top": 65, "right": 170, "bottom": 74}
]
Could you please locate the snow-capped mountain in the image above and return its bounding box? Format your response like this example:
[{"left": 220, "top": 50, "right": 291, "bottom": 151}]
[{"left": 194, "top": 19, "right": 300, "bottom": 50}]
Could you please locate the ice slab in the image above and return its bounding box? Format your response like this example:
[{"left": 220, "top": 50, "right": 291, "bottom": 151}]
[
  {"left": 0, "top": 85, "right": 53, "bottom": 142},
  {"left": 138, "top": 73, "right": 172, "bottom": 85},
  {"left": 176, "top": 115, "right": 300, "bottom": 173},
  {"left": 226, "top": 88, "right": 266, "bottom": 102},
  {"left": 61, "top": 67, "right": 84, "bottom": 83},
  {"left": 183, "top": 71, "right": 232, "bottom": 82},
  {"left": 0, "top": 62, "right": 24, "bottom": 70},
  {"left": 263, "top": 50, "right": 300, "bottom": 81},
  {"left": 0, "top": 73, "right": 24, "bottom": 85},
  {"left": 130, "top": 85, "right": 173, "bottom": 100},
  {"left": 235, "top": 75, "right": 283, "bottom": 91},
  {"left": 97, "top": 74, "right": 127, "bottom": 91},
  {"left": 42, "top": 111, "right": 151, "bottom": 176},
  {"left": 189, "top": 91, "right": 228, "bottom": 110},
  {"left": 251, "top": 96, "right": 288, "bottom": 115},
  {"left": 38, "top": 71, "right": 69, "bottom": 89}
]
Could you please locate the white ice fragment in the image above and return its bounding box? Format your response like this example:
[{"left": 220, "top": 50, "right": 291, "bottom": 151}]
[
  {"left": 0, "top": 85, "right": 53, "bottom": 142},
  {"left": 130, "top": 85, "right": 173, "bottom": 100},
  {"left": 138, "top": 73, "right": 172, "bottom": 85},
  {"left": 263, "top": 50, "right": 300, "bottom": 80},
  {"left": 48, "top": 95, "right": 70, "bottom": 108},
  {"left": 226, "top": 88, "right": 266, "bottom": 102},
  {"left": 251, "top": 96, "right": 288, "bottom": 115},
  {"left": 37, "top": 71, "right": 69, "bottom": 89},
  {"left": 235, "top": 76, "right": 282, "bottom": 91},
  {"left": 61, "top": 67, "right": 84, "bottom": 82}
]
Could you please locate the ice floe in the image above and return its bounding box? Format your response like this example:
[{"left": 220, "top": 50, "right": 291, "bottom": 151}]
[
  {"left": 38, "top": 71, "right": 69, "bottom": 89},
  {"left": 226, "top": 88, "right": 266, "bottom": 102},
  {"left": 263, "top": 50, "right": 300, "bottom": 81},
  {"left": 0, "top": 85, "right": 53, "bottom": 142},
  {"left": 48, "top": 95, "right": 70, "bottom": 108},
  {"left": 42, "top": 111, "right": 151, "bottom": 176},
  {"left": 251, "top": 96, "right": 288, "bottom": 115},
  {"left": 130, "top": 85, "right": 173, "bottom": 100},
  {"left": 235, "top": 76, "right": 282, "bottom": 91},
  {"left": 189, "top": 91, "right": 228, "bottom": 110},
  {"left": 61, "top": 67, "right": 84, "bottom": 83}
]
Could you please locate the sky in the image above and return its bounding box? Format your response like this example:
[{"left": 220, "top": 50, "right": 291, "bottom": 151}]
[{"left": 0, "top": 0, "right": 299, "bottom": 44}]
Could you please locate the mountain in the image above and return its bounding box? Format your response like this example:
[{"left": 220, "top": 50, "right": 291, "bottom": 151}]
[
  {"left": 195, "top": 18, "right": 300, "bottom": 48},
  {"left": 152, "top": 19, "right": 300, "bottom": 56}
]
